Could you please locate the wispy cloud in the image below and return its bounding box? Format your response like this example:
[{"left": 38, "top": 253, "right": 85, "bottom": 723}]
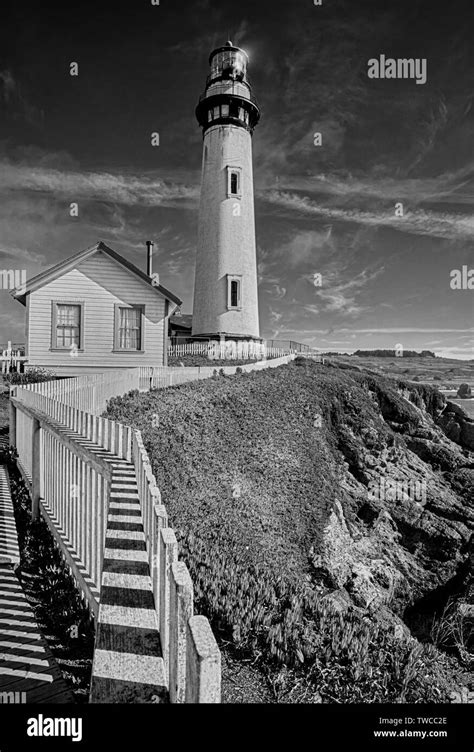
[
  {"left": 0, "top": 244, "right": 46, "bottom": 266},
  {"left": 1, "top": 160, "right": 199, "bottom": 208},
  {"left": 335, "top": 328, "right": 474, "bottom": 334},
  {"left": 311, "top": 268, "right": 384, "bottom": 315},
  {"left": 259, "top": 164, "right": 474, "bottom": 206},
  {"left": 261, "top": 189, "right": 474, "bottom": 240}
]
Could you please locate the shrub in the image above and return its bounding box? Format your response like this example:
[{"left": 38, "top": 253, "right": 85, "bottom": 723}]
[
  {"left": 431, "top": 598, "right": 473, "bottom": 665},
  {"left": 5, "top": 367, "right": 56, "bottom": 385},
  {"left": 0, "top": 444, "right": 18, "bottom": 468},
  {"left": 169, "top": 355, "right": 262, "bottom": 367},
  {"left": 294, "top": 356, "right": 310, "bottom": 366}
]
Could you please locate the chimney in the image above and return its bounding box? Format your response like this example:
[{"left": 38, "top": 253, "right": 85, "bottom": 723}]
[{"left": 146, "top": 240, "right": 154, "bottom": 277}]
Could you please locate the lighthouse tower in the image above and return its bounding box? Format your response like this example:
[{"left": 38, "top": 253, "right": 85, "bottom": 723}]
[{"left": 192, "top": 41, "right": 261, "bottom": 341}]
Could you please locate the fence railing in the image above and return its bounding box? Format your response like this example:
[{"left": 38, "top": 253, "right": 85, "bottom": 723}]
[
  {"left": 169, "top": 340, "right": 267, "bottom": 360},
  {"left": 10, "top": 372, "right": 221, "bottom": 703},
  {"left": 139, "top": 354, "right": 296, "bottom": 390},
  {"left": 20, "top": 368, "right": 140, "bottom": 415},
  {"left": 131, "top": 431, "right": 220, "bottom": 702},
  {"left": 169, "top": 342, "right": 209, "bottom": 357},
  {"left": 264, "top": 339, "right": 313, "bottom": 353},
  {"left": 11, "top": 387, "right": 134, "bottom": 605},
  {"left": 168, "top": 340, "right": 315, "bottom": 360}
]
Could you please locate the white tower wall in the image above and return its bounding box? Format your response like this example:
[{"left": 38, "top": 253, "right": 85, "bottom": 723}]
[{"left": 192, "top": 123, "right": 259, "bottom": 339}]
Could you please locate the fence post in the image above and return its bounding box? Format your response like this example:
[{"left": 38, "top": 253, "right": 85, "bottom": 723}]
[
  {"left": 169, "top": 561, "right": 193, "bottom": 703},
  {"left": 9, "top": 389, "right": 16, "bottom": 448},
  {"left": 152, "top": 504, "right": 168, "bottom": 613},
  {"left": 159, "top": 527, "right": 177, "bottom": 676},
  {"left": 185, "top": 616, "right": 221, "bottom": 703},
  {"left": 31, "top": 418, "right": 42, "bottom": 521},
  {"left": 123, "top": 425, "right": 132, "bottom": 461}
]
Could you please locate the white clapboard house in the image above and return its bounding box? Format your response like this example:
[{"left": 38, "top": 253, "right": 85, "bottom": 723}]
[{"left": 11, "top": 241, "right": 182, "bottom": 375}]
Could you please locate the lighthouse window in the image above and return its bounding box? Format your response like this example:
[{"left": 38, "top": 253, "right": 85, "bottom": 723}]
[
  {"left": 231, "top": 281, "right": 238, "bottom": 307},
  {"left": 213, "top": 106, "right": 220, "bottom": 119},
  {"left": 244, "top": 111, "right": 249, "bottom": 125},
  {"left": 221, "top": 103, "right": 229, "bottom": 117},
  {"left": 227, "top": 275, "right": 242, "bottom": 310},
  {"left": 227, "top": 166, "right": 241, "bottom": 197},
  {"left": 238, "top": 107, "right": 245, "bottom": 121},
  {"left": 208, "top": 110, "right": 213, "bottom": 122}
]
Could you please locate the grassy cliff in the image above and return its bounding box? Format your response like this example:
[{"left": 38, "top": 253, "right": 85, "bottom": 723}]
[{"left": 105, "top": 359, "right": 473, "bottom": 703}]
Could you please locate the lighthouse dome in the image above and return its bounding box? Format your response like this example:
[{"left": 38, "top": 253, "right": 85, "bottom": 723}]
[{"left": 209, "top": 42, "right": 248, "bottom": 82}]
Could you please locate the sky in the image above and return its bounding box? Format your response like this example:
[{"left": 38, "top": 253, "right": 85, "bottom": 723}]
[{"left": 0, "top": 0, "right": 473, "bottom": 358}]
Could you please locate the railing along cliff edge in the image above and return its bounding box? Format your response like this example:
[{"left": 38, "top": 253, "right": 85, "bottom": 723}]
[{"left": 9, "top": 373, "right": 221, "bottom": 703}]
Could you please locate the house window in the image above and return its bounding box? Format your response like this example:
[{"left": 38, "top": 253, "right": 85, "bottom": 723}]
[
  {"left": 114, "top": 304, "right": 144, "bottom": 351},
  {"left": 51, "top": 301, "right": 84, "bottom": 350},
  {"left": 227, "top": 275, "right": 242, "bottom": 310},
  {"left": 227, "top": 166, "right": 241, "bottom": 197}
]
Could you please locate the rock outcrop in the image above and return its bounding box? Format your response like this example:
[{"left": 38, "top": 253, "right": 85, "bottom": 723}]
[
  {"left": 437, "top": 401, "right": 474, "bottom": 452},
  {"left": 314, "top": 371, "right": 473, "bottom": 644},
  {"left": 457, "top": 383, "right": 472, "bottom": 398}
]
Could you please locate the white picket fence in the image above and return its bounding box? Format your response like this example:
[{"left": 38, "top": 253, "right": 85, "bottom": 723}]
[
  {"left": 22, "top": 368, "right": 140, "bottom": 415},
  {"left": 10, "top": 373, "right": 221, "bottom": 703},
  {"left": 139, "top": 354, "right": 296, "bottom": 390},
  {"left": 0, "top": 341, "right": 27, "bottom": 374},
  {"left": 169, "top": 342, "right": 209, "bottom": 357},
  {"left": 169, "top": 341, "right": 290, "bottom": 360}
]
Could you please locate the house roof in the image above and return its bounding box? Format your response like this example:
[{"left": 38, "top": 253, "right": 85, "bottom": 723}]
[
  {"left": 169, "top": 313, "right": 193, "bottom": 330},
  {"left": 10, "top": 241, "right": 182, "bottom": 308}
]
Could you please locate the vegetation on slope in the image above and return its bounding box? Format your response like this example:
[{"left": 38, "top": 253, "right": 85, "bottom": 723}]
[
  {"left": 168, "top": 355, "right": 266, "bottom": 367},
  {"left": 105, "top": 360, "right": 472, "bottom": 703}
]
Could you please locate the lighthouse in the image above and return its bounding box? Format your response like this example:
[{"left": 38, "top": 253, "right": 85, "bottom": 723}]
[{"left": 192, "top": 41, "right": 261, "bottom": 341}]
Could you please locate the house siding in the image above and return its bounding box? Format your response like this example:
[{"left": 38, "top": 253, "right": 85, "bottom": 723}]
[{"left": 27, "top": 251, "right": 167, "bottom": 373}]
